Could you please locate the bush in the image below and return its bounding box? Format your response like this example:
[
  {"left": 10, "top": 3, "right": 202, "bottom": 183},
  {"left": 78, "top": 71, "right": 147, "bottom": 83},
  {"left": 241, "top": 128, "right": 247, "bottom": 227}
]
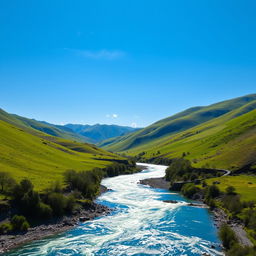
[
  {"left": 181, "top": 183, "right": 199, "bottom": 198},
  {"left": 226, "top": 186, "right": 236, "bottom": 195},
  {"left": 46, "top": 192, "right": 67, "bottom": 216},
  {"left": 12, "top": 178, "right": 34, "bottom": 201},
  {"left": 219, "top": 224, "right": 237, "bottom": 250},
  {"left": 221, "top": 195, "right": 243, "bottom": 216},
  {"left": 227, "top": 244, "right": 256, "bottom": 256},
  {"left": 66, "top": 195, "right": 76, "bottom": 213},
  {"left": 64, "top": 169, "right": 102, "bottom": 199},
  {"left": 205, "top": 185, "right": 220, "bottom": 199},
  {"left": 11, "top": 215, "right": 30, "bottom": 232},
  {"left": 165, "top": 158, "right": 192, "bottom": 181},
  {"left": 206, "top": 198, "right": 216, "bottom": 210},
  {"left": 0, "top": 222, "right": 12, "bottom": 234},
  {"left": 37, "top": 202, "right": 53, "bottom": 219},
  {"left": 20, "top": 190, "right": 40, "bottom": 214},
  {"left": 0, "top": 172, "right": 15, "bottom": 193}
]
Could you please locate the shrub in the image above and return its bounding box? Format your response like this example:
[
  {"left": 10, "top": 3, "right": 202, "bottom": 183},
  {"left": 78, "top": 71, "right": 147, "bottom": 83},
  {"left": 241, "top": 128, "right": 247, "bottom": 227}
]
[
  {"left": 0, "top": 222, "right": 12, "bottom": 234},
  {"left": 205, "top": 185, "right": 220, "bottom": 199},
  {"left": 165, "top": 158, "right": 192, "bottom": 181},
  {"left": 11, "top": 215, "right": 30, "bottom": 232},
  {"left": 12, "top": 178, "right": 34, "bottom": 201},
  {"left": 226, "top": 186, "right": 236, "bottom": 195},
  {"left": 66, "top": 195, "right": 76, "bottom": 213},
  {"left": 206, "top": 198, "right": 216, "bottom": 210},
  {"left": 46, "top": 192, "right": 67, "bottom": 216},
  {"left": 219, "top": 224, "right": 237, "bottom": 250},
  {"left": 37, "top": 202, "right": 53, "bottom": 219},
  {"left": 21, "top": 221, "right": 30, "bottom": 232},
  {"left": 64, "top": 169, "right": 102, "bottom": 199},
  {"left": 20, "top": 190, "right": 40, "bottom": 214},
  {"left": 47, "top": 181, "right": 62, "bottom": 193},
  {"left": 0, "top": 172, "right": 15, "bottom": 193},
  {"left": 227, "top": 244, "right": 256, "bottom": 256},
  {"left": 221, "top": 195, "right": 243, "bottom": 216},
  {"left": 181, "top": 183, "right": 199, "bottom": 198}
]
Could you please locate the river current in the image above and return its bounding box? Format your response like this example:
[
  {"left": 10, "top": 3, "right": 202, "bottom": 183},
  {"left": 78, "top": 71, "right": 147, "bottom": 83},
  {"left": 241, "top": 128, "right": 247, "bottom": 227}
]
[{"left": 5, "top": 164, "right": 223, "bottom": 256}]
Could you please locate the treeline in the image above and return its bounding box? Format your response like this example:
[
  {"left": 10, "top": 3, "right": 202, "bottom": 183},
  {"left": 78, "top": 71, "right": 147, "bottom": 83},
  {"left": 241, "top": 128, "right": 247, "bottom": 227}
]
[
  {"left": 133, "top": 152, "right": 173, "bottom": 165},
  {"left": 0, "top": 160, "right": 139, "bottom": 234},
  {"left": 0, "top": 176, "right": 78, "bottom": 234},
  {"left": 165, "top": 158, "right": 223, "bottom": 184}
]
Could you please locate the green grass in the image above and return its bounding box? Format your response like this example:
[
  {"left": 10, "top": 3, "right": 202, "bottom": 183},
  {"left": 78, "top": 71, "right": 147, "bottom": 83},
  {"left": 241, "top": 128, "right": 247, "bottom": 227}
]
[
  {"left": 205, "top": 175, "right": 256, "bottom": 201},
  {"left": 102, "top": 97, "right": 256, "bottom": 171},
  {"left": 0, "top": 117, "right": 123, "bottom": 191},
  {"left": 101, "top": 94, "right": 256, "bottom": 153}
]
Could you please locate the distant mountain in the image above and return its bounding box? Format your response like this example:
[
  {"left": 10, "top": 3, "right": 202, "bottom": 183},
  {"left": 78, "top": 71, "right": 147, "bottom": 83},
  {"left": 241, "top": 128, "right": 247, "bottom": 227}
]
[
  {"left": 65, "top": 123, "right": 140, "bottom": 143},
  {"left": 100, "top": 94, "right": 256, "bottom": 171}
]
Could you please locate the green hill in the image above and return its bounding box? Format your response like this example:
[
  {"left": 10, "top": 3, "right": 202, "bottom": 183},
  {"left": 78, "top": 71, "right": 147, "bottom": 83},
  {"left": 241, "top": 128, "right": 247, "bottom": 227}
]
[
  {"left": 0, "top": 109, "right": 123, "bottom": 191},
  {"left": 101, "top": 94, "right": 256, "bottom": 171},
  {"left": 11, "top": 114, "right": 91, "bottom": 143}
]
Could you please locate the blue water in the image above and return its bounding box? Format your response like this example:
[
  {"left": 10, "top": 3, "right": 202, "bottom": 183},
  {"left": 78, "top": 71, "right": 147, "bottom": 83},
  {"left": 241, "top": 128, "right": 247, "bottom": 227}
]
[{"left": 4, "top": 164, "right": 223, "bottom": 256}]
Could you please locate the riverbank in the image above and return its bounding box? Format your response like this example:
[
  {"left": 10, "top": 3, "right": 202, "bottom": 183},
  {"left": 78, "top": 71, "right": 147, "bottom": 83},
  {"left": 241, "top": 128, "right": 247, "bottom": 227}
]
[
  {"left": 0, "top": 185, "right": 111, "bottom": 254},
  {"left": 140, "top": 176, "right": 253, "bottom": 248},
  {"left": 139, "top": 177, "right": 170, "bottom": 189}
]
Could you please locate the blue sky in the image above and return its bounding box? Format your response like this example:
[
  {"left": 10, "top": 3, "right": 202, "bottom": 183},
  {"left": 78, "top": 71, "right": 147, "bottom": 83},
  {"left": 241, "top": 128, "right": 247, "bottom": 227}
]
[{"left": 0, "top": 0, "right": 256, "bottom": 127}]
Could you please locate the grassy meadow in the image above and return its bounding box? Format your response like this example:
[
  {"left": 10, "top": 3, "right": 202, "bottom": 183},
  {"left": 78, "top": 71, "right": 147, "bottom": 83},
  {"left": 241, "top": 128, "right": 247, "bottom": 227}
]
[
  {"left": 0, "top": 118, "right": 123, "bottom": 191},
  {"left": 205, "top": 175, "right": 256, "bottom": 201}
]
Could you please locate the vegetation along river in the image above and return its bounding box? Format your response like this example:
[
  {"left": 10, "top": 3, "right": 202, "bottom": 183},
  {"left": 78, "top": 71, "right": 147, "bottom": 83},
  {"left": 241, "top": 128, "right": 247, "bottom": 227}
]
[{"left": 4, "top": 164, "right": 223, "bottom": 256}]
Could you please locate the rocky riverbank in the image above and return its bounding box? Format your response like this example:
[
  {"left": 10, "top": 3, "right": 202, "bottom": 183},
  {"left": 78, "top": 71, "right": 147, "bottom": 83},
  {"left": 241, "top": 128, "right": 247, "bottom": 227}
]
[
  {"left": 139, "top": 177, "right": 170, "bottom": 189},
  {"left": 140, "top": 176, "right": 253, "bottom": 248},
  {"left": 0, "top": 185, "right": 111, "bottom": 254}
]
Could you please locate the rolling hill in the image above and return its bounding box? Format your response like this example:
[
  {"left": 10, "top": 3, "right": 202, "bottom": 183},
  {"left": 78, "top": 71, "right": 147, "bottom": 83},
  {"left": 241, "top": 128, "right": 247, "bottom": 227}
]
[
  {"left": 100, "top": 94, "right": 256, "bottom": 170},
  {"left": 0, "top": 108, "right": 123, "bottom": 191}
]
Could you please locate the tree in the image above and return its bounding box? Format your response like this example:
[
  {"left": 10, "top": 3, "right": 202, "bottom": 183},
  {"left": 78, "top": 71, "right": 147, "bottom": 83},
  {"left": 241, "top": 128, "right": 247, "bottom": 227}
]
[
  {"left": 181, "top": 183, "right": 199, "bottom": 198},
  {"left": 0, "top": 172, "right": 15, "bottom": 193},
  {"left": 165, "top": 158, "right": 192, "bottom": 181},
  {"left": 205, "top": 185, "right": 220, "bottom": 199},
  {"left": 219, "top": 224, "right": 237, "bottom": 250},
  {"left": 226, "top": 186, "right": 236, "bottom": 195},
  {"left": 11, "top": 215, "right": 30, "bottom": 232},
  {"left": 46, "top": 192, "right": 67, "bottom": 216}
]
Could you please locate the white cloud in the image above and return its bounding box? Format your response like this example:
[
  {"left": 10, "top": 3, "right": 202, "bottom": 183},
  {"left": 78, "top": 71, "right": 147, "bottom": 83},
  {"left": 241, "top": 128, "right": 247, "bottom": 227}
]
[
  {"left": 131, "top": 122, "right": 137, "bottom": 128},
  {"left": 66, "top": 48, "right": 125, "bottom": 60},
  {"left": 106, "top": 113, "right": 118, "bottom": 119}
]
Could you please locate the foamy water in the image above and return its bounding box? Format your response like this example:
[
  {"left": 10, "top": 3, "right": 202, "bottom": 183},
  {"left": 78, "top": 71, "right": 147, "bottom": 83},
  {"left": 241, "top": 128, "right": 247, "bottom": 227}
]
[{"left": 5, "top": 164, "right": 223, "bottom": 256}]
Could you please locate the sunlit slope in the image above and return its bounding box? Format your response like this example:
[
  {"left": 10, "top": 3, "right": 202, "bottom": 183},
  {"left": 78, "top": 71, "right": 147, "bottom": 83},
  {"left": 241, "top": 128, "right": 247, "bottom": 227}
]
[
  {"left": 101, "top": 94, "right": 256, "bottom": 153},
  {"left": 0, "top": 112, "right": 122, "bottom": 191},
  {"left": 12, "top": 113, "right": 90, "bottom": 143},
  {"left": 133, "top": 105, "right": 256, "bottom": 170}
]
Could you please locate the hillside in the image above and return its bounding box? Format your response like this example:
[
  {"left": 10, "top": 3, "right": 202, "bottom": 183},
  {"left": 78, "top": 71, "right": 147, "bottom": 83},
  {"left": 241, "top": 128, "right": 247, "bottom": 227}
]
[
  {"left": 100, "top": 94, "right": 256, "bottom": 171},
  {"left": 100, "top": 94, "right": 256, "bottom": 151},
  {"left": 65, "top": 123, "right": 140, "bottom": 143},
  {"left": 0, "top": 110, "right": 90, "bottom": 143},
  {"left": 0, "top": 110, "right": 139, "bottom": 144},
  {"left": 0, "top": 109, "right": 123, "bottom": 191}
]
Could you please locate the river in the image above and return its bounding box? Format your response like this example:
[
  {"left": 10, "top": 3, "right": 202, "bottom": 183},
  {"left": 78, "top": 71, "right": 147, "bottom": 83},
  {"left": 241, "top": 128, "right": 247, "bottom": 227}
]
[{"left": 4, "top": 163, "right": 223, "bottom": 256}]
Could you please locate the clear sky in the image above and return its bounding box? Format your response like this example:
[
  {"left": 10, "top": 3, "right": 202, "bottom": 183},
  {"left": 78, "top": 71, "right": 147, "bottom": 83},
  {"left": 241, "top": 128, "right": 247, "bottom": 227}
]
[{"left": 1, "top": 1, "right": 256, "bottom": 127}]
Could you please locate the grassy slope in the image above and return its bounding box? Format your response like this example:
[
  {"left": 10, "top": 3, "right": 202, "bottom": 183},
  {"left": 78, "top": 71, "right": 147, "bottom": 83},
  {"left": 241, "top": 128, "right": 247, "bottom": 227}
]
[
  {"left": 205, "top": 175, "right": 256, "bottom": 201},
  {"left": 12, "top": 114, "right": 91, "bottom": 143},
  {"left": 130, "top": 103, "right": 256, "bottom": 170},
  {"left": 101, "top": 94, "right": 256, "bottom": 152},
  {"left": 0, "top": 111, "right": 123, "bottom": 191}
]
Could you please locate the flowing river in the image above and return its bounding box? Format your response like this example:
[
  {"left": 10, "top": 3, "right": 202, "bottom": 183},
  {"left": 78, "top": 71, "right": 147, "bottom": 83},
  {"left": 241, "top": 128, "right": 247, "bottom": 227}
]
[{"left": 5, "top": 164, "right": 223, "bottom": 256}]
